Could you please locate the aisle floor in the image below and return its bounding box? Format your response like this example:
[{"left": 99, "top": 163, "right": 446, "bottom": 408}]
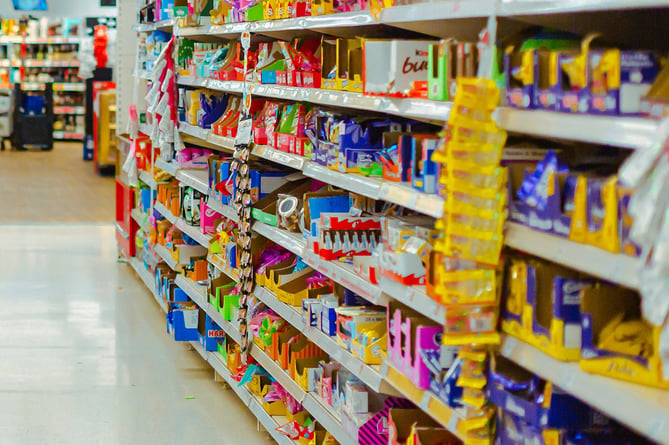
[
  {"left": 0, "top": 224, "right": 273, "bottom": 445},
  {"left": 0, "top": 142, "right": 114, "bottom": 222}
]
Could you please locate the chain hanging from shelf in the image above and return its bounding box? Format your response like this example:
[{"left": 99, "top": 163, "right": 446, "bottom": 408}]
[{"left": 233, "top": 31, "right": 255, "bottom": 363}]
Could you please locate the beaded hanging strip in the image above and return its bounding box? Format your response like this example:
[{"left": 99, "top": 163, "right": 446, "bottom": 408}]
[{"left": 233, "top": 32, "right": 254, "bottom": 363}]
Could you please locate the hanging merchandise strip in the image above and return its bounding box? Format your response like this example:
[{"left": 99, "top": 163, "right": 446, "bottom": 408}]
[
  {"left": 234, "top": 31, "right": 255, "bottom": 363},
  {"left": 430, "top": 76, "right": 507, "bottom": 444}
]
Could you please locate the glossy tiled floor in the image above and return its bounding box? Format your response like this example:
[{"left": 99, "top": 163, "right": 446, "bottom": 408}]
[
  {"left": 0, "top": 143, "right": 114, "bottom": 222},
  {"left": 0, "top": 224, "right": 273, "bottom": 445}
]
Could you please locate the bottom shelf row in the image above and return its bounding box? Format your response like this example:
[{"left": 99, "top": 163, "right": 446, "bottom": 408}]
[{"left": 128, "top": 253, "right": 658, "bottom": 445}]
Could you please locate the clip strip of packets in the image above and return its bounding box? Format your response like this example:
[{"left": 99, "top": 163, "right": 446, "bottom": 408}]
[{"left": 431, "top": 77, "right": 507, "bottom": 445}]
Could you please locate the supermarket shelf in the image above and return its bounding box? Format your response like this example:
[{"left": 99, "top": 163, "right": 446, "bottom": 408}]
[
  {"left": 303, "top": 163, "right": 382, "bottom": 199},
  {"left": 155, "top": 244, "right": 179, "bottom": 270},
  {"left": 302, "top": 250, "right": 387, "bottom": 306},
  {"left": 20, "top": 82, "right": 85, "bottom": 92},
  {"left": 172, "top": 1, "right": 669, "bottom": 41},
  {"left": 178, "top": 122, "right": 212, "bottom": 141},
  {"left": 155, "top": 158, "right": 178, "bottom": 176},
  {"left": 500, "top": 335, "right": 669, "bottom": 445},
  {"left": 252, "top": 145, "right": 306, "bottom": 170},
  {"left": 131, "top": 208, "right": 150, "bottom": 233},
  {"left": 253, "top": 222, "right": 306, "bottom": 257},
  {"left": 208, "top": 253, "right": 240, "bottom": 281},
  {"left": 380, "top": 359, "right": 467, "bottom": 441},
  {"left": 175, "top": 219, "right": 212, "bottom": 248},
  {"left": 495, "top": 108, "right": 657, "bottom": 151},
  {"left": 177, "top": 76, "right": 212, "bottom": 88},
  {"left": 178, "top": 74, "right": 659, "bottom": 151},
  {"left": 254, "top": 285, "right": 399, "bottom": 395},
  {"left": 176, "top": 274, "right": 241, "bottom": 343},
  {"left": 177, "top": 273, "right": 353, "bottom": 444},
  {"left": 129, "top": 257, "right": 167, "bottom": 313},
  {"left": 250, "top": 343, "right": 356, "bottom": 445},
  {"left": 206, "top": 198, "right": 239, "bottom": 223},
  {"left": 504, "top": 222, "right": 641, "bottom": 289},
  {"left": 52, "top": 131, "right": 84, "bottom": 140},
  {"left": 186, "top": 76, "right": 451, "bottom": 122},
  {"left": 23, "top": 60, "right": 80, "bottom": 68},
  {"left": 378, "top": 181, "right": 444, "bottom": 218},
  {"left": 254, "top": 145, "right": 444, "bottom": 217},
  {"left": 154, "top": 202, "right": 178, "bottom": 225},
  {"left": 380, "top": 278, "right": 446, "bottom": 325},
  {"left": 136, "top": 18, "right": 176, "bottom": 32},
  {"left": 250, "top": 222, "right": 386, "bottom": 305},
  {"left": 176, "top": 169, "right": 209, "bottom": 195},
  {"left": 178, "top": 122, "right": 236, "bottom": 150},
  {"left": 0, "top": 36, "right": 80, "bottom": 44},
  {"left": 190, "top": 341, "right": 297, "bottom": 445},
  {"left": 53, "top": 106, "right": 85, "bottom": 115},
  {"left": 254, "top": 83, "right": 451, "bottom": 122}
]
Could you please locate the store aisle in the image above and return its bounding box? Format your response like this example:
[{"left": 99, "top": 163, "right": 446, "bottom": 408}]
[
  {"left": 0, "top": 143, "right": 114, "bottom": 223},
  {"left": 0, "top": 224, "right": 272, "bottom": 445}
]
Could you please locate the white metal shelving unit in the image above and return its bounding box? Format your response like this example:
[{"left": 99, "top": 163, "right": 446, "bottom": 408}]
[
  {"left": 500, "top": 335, "right": 669, "bottom": 444},
  {"left": 122, "top": 1, "right": 669, "bottom": 443}
]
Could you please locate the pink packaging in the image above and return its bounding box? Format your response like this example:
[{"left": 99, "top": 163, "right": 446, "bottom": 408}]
[{"left": 200, "top": 201, "right": 223, "bottom": 235}]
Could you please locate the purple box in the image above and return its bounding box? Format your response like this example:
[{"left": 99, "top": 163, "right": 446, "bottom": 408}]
[
  {"left": 388, "top": 301, "right": 441, "bottom": 390},
  {"left": 339, "top": 147, "right": 379, "bottom": 172},
  {"left": 527, "top": 271, "right": 593, "bottom": 348},
  {"left": 496, "top": 411, "right": 550, "bottom": 445},
  {"left": 557, "top": 53, "right": 590, "bottom": 114},
  {"left": 505, "top": 51, "right": 536, "bottom": 109},
  {"left": 489, "top": 359, "right": 604, "bottom": 429},
  {"left": 534, "top": 51, "right": 559, "bottom": 111},
  {"left": 589, "top": 50, "right": 659, "bottom": 116},
  {"left": 508, "top": 167, "right": 575, "bottom": 237}
]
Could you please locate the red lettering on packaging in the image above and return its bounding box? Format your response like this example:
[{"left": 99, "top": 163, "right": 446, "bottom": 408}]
[{"left": 402, "top": 57, "right": 428, "bottom": 74}]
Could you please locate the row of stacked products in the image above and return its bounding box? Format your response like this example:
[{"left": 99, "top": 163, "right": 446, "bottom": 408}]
[{"left": 121, "top": 1, "right": 669, "bottom": 444}]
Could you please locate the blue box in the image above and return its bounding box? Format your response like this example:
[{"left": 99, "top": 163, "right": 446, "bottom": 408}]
[
  {"left": 199, "top": 314, "right": 226, "bottom": 351},
  {"left": 140, "top": 188, "right": 156, "bottom": 213},
  {"left": 261, "top": 71, "right": 277, "bottom": 84},
  {"left": 167, "top": 302, "right": 199, "bottom": 341},
  {"left": 173, "top": 288, "right": 189, "bottom": 302},
  {"left": 233, "top": 170, "right": 287, "bottom": 204},
  {"left": 489, "top": 357, "right": 601, "bottom": 429},
  {"left": 410, "top": 135, "right": 439, "bottom": 192}
]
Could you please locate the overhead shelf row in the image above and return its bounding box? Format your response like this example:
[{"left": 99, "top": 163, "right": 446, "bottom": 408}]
[
  {"left": 177, "top": 76, "right": 657, "bottom": 150},
  {"left": 176, "top": 123, "right": 643, "bottom": 290}
]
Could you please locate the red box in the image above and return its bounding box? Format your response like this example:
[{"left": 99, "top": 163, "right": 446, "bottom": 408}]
[
  {"left": 276, "top": 71, "right": 288, "bottom": 86},
  {"left": 276, "top": 133, "right": 292, "bottom": 152},
  {"left": 302, "top": 72, "right": 320, "bottom": 89}
]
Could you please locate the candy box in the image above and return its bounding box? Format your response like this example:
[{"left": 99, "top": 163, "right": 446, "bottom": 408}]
[
  {"left": 588, "top": 50, "right": 659, "bottom": 115},
  {"left": 580, "top": 284, "right": 669, "bottom": 388},
  {"left": 199, "top": 312, "right": 226, "bottom": 351},
  {"left": 335, "top": 306, "right": 386, "bottom": 351},
  {"left": 507, "top": 151, "right": 575, "bottom": 237},
  {"left": 505, "top": 48, "right": 536, "bottom": 109},
  {"left": 489, "top": 355, "right": 603, "bottom": 429},
  {"left": 363, "top": 39, "right": 432, "bottom": 97},
  {"left": 387, "top": 301, "right": 441, "bottom": 389},
  {"left": 166, "top": 301, "right": 199, "bottom": 341}
]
